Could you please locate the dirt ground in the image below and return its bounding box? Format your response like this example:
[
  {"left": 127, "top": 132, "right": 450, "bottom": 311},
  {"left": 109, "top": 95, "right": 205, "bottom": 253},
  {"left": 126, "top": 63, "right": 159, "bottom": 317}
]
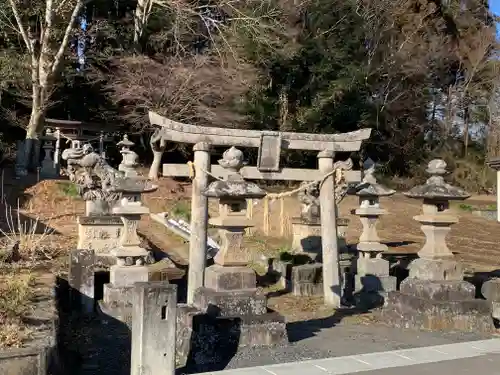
[{"left": 2, "top": 169, "right": 500, "bottom": 329}]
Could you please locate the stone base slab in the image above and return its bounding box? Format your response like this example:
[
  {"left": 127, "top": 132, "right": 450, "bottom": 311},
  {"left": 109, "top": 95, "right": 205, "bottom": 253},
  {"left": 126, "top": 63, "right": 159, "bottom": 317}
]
[
  {"left": 382, "top": 291, "right": 494, "bottom": 333},
  {"left": 176, "top": 304, "right": 287, "bottom": 370},
  {"left": 408, "top": 258, "right": 463, "bottom": 281},
  {"left": 193, "top": 287, "right": 266, "bottom": 317},
  {"left": 205, "top": 264, "right": 256, "bottom": 292},
  {"left": 355, "top": 275, "right": 397, "bottom": 293},
  {"left": 109, "top": 265, "right": 149, "bottom": 288},
  {"left": 400, "top": 279, "right": 475, "bottom": 301}
]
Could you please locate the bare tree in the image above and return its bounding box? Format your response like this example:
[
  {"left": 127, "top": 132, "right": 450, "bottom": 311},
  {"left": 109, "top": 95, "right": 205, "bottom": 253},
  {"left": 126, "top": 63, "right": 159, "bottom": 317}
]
[{"left": 0, "top": 0, "right": 84, "bottom": 173}]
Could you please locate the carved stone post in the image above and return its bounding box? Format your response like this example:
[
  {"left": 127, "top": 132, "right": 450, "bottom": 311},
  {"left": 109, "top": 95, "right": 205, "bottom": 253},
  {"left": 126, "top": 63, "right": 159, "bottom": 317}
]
[
  {"left": 318, "top": 150, "right": 341, "bottom": 307},
  {"left": 187, "top": 142, "right": 211, "bottom": 305}
]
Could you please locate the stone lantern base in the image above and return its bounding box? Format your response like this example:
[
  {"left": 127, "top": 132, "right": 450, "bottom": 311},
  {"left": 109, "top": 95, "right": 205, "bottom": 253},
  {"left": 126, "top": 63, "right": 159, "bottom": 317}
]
[
  {"left": 382, "top": 258, "right": 494, "bottom": 333},
  {"left": 176, "top": 264, "right": 287, "bottom": 367},
  {"left": 77, "top": 215, "right": 123, "bottom": 264}
]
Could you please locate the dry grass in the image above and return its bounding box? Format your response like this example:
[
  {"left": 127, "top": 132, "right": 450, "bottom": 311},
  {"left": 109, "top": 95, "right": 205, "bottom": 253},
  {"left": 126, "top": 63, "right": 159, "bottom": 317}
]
[
  {"left": 0, "top": 201, "right": 61, "bottom": 261},
  {"left": 0, "top": 273, "right": 34, "bottom": 348}
]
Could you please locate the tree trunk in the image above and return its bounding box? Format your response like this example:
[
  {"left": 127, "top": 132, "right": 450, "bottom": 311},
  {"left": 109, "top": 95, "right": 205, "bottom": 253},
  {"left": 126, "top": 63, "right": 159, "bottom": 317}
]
[
  {"left": 20, "top": 83, "right": 46, "bottom": 174},
  {"left": 463, "top": 105, "right": 469, "bottom": 157},
  {"left": 149, "top": 149, "right": 164, "bottom": 180},
  {"left": 134, "top": 0, "right": 153, "bottom": 52},
  {"left": 148, "top": 131, "right": 166, "bottom": 180}
]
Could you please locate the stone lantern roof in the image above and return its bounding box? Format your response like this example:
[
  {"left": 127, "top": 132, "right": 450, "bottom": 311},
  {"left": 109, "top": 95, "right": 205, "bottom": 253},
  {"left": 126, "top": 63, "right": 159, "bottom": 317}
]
[
  {"left": 354, "top": 158, "right": 395, "bottom": 198},
  {"left": 404, "top": 159, "right": 470, "bottom": 201},
  {"left": 203, "top": 146, "right": 266, "bottom": 199}
]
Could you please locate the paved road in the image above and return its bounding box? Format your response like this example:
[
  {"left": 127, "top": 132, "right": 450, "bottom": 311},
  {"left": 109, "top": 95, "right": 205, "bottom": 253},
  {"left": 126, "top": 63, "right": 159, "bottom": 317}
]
[{"left": 200, "top": 339, "right": 500, "bottom": 375}]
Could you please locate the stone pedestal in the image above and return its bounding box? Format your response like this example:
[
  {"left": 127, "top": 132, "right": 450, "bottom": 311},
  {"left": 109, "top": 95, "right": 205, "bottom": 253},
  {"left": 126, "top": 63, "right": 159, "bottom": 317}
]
[
  {"left": 384, "top": 260, "right": 494, "bottom": 331},
  {"left": 77, "top": 215, "right": 123, "bottom": 264},
  {"left": 354, "top": 207, "right": 388, "bottom": 253},
  {"left": 291, "top": 263, "right": 323, "bottom": 297},
  {"left": 414, "top": 212, "right": 457, "bottom": 259},
  {"left": 354, "top": 255, "right": 396, "bottom": 308},
  {"left": 291, "top": 217, "right": 350, "bottom": 261},
  {"left": 291, "top": 219, "right": 322, "bottom": 260}
]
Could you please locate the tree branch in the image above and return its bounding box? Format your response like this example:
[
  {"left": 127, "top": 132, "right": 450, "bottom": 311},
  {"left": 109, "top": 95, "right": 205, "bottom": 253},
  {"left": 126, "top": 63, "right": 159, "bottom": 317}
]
[
  {"left": 7, "top": 0, "right": 34, "bottom": 56},
  {"left": 51, "top": 0, "right": 84, "bottom": 75}
]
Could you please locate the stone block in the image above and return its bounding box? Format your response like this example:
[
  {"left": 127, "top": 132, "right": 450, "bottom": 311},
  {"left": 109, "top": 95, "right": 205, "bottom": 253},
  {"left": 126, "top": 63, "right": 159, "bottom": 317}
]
[
  {"left": 408, "top": 258, "right": 463, "bottom": 281},
  {"left": 382, "top": 291, "right": 494, "bottom": 333},
  {"left": 291, "top": 264, "right": 323, "bottom": 283},
  {"left": 204, "top": 264, "right": 256, "bottom": 292},
  {"left": 77, "top": 215, "right": 123, "bottom": 257},
  {"left": 69, "top": 249, "right": 95, "bottom": 314},
  {"left": 292, "top": 282, "right": 323, "bottom": 297},
  {"left": 193, "top": 287, "right": 267, "bottom": 317},
  {"left": 131, "top": 282, "right": 177, "bottom": 375},
  {"left": 481, "top": 278, "right": 500, "bottom": 301},
  {"left": 291, "top": 221, "right": 322, "bottom": 259},
  {"left": 355, "top": 274, "right": 396, "bottom": 293},
  {"left": 356, "top": 257, "right": 390, "bottom": 277},
  {"left": 176, "top": 305, "right": 287, "bottom": 370},
  {"left": 109, "top": 265, "right": 149, "bottom": 288},
  {"left": 103, "top": 283, "right": 134, "bottom": 306},
  {"left": 401, "top": 279, "right": 475, "bottom": 301}
]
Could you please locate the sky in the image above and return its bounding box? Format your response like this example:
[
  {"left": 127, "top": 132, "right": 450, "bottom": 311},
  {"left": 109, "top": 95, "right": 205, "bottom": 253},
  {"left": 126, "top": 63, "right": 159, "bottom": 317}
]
[{"left": 491, "top": 0, "right": 500, "bottom": 35}]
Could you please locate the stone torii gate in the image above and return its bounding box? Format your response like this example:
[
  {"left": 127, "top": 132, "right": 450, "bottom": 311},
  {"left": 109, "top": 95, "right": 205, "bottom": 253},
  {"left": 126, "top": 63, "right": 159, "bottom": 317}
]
[{"left": 149, "top": 111, "right": 372, "bottom": 307}]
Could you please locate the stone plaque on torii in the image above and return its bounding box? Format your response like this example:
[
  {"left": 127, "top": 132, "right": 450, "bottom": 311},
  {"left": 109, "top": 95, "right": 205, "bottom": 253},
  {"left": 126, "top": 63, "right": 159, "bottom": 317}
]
[{"left": 148, "top": 111, "right": 372, "bottom": 307}]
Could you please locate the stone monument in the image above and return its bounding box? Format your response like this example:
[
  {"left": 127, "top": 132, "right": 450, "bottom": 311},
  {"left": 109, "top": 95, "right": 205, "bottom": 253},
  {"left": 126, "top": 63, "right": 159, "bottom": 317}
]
[
  {"left": 62, "top": 144, "right": 124, "bottom": 262},
  {"left": 351, "top": 158, "right": 396, "bottom": 307},
  {"left": 382, "top": 159, "right": 493, "bottom": 332},
  {"left": 40, "top": 140, "right": 58, "bottom": 178},
  {"left": 177, "top": 147, "right": 287, "bottom": 368}
]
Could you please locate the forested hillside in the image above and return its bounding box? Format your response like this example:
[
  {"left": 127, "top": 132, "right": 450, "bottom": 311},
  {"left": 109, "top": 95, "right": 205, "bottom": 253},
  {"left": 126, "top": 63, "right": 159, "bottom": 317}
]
[{"left": 0, "top": 0, "right": 498, "bottom": 190}]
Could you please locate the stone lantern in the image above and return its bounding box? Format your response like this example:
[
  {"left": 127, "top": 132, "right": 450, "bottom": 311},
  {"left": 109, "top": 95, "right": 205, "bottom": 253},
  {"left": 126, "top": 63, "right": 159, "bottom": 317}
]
[
  {"left": 382, "top": 159, "right": 493, "bottom": 333},
  {"left": 351, "top": 158, "right": 396, "bottom": 307},
  {"left": 203, "top": 146, "right": 266, "bottom": 270},
  {"left": 118, "top": 134, "right": 139, "bottom": 177},
  {"left": 354, "top": 158, "right": 395, "bottom": 255},
  {"left": 100, "top": 177, "right": 157, "bottom": 322},
  {"left": 190, "top": 146, "right": 287, "bottom": 346},
  {"left": 404, "top": 159, "right": 469, "bottom": 260}
]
